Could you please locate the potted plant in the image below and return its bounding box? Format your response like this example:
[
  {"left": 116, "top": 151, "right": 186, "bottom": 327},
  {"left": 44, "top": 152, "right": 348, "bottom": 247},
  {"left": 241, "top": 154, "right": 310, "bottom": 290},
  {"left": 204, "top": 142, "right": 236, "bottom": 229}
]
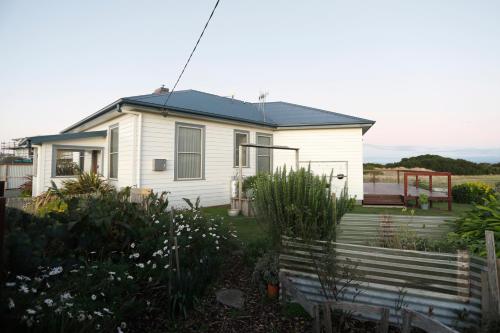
[
  {"left": 419, "top": 193, "right": 429, "bottom": 210},
  {"left": 252, "top": 252, "right": 279, "bottom": 298},
  {"left": 227, "top": 208, "right": 240, "bottom": 217}
]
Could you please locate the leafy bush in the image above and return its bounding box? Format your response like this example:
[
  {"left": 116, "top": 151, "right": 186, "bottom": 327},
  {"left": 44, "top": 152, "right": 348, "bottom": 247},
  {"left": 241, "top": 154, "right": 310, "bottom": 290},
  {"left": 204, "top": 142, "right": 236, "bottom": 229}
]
[
  {"left": 253, "top": 166, "right": 340, "bottom": 245},
  {"left": 451, "top": 195, "right": 500, "bottom": 257},
  {"left": 1, "top": 192, "right": 237, "bottom": 332},
  {"left": 419, "top": 193, "right": 429, "bottom": 205},
  {"left": 19, "top": 176, "right": 33, "bottom": 197},
  {"left": 452, "top": 182, "right": 494, "bottom": 204},
  {"left": 61, "top": 172, "right": 114, "bottom": 195}
]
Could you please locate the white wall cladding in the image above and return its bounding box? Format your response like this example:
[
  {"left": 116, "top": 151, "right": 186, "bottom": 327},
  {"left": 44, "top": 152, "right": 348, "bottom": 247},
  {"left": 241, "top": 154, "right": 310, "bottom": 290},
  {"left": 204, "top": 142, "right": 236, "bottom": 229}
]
[
  {"left": 273, "top": 128, "right": 364, "bottom": 200},
  {"left": 33, "top": 136, "right": 106, "bottom": 195},
  {"left": 33, "top": 110, "right": 366, "bottom": 206},
  {"left": 140, "top": 112, "right": 273, "bottom": 208},
  {"left": 32, "top": 113, "right": 134, "bottom": 195}
]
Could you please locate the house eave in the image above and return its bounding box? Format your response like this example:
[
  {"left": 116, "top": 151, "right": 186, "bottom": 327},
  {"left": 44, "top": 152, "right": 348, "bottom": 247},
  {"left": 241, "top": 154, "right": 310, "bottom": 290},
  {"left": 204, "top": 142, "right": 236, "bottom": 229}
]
[
  {"left": 276, "top": 122, "right": 375, "bottom": 134},
  {"left": 60, "top": 97, "right": 375, "bottom": 134}
]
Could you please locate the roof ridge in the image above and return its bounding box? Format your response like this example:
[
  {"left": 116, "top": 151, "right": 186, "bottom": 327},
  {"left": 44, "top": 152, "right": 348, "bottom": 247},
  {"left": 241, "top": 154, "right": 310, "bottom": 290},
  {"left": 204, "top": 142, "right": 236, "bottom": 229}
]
[
  {"left": 267, "top": 101, "right": 374, "bottom": 123},
  {"left": 124, "top": 89, "right": 191, "bottom": 101},
  {"left": 187, "top": 89, "right": 255, "bottom": 106}
]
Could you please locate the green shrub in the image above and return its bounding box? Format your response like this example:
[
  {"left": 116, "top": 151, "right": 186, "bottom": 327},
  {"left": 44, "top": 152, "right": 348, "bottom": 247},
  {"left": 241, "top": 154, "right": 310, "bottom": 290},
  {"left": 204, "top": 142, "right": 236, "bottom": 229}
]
[
  {"left": 451, "top": 194, "right": 500, "bottom": 257},
  {"left": 1, "top": 193, "right": 237, "bottom": 332},
  {"left": 254, "top": 166, "right": 334, "bottom": 244},
  {"left": 61, "top": 172, "right": 114, "bottom": 195},
  {"left": 452, "top": 182, "right": 494, "bottom": 204},
  {"left": 253, "top": 166, "right": 353, "bottom": 245}
]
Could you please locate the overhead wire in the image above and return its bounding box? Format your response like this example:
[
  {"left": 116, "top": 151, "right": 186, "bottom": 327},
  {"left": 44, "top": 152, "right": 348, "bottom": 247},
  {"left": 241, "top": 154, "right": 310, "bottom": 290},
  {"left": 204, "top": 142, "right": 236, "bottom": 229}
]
[{"left": 161, "top": 0, "right": 221, "bottom": 111}]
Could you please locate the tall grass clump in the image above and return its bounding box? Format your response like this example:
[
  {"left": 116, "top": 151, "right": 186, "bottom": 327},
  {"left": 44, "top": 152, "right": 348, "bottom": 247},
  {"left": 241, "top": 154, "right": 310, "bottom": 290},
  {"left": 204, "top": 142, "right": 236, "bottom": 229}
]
[{"left": 253, "top": 166, "right": 351, "bottom": 245}]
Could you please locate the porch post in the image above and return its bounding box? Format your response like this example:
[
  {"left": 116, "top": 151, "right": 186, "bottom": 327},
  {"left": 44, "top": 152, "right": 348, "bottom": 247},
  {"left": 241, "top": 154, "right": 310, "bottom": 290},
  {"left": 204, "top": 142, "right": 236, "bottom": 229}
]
[
  {"left": 295, "top": 149, "right": 299, "bottom": 171},
  {"left": 239, "top": 145, "right": 243, "bottom": 210}
]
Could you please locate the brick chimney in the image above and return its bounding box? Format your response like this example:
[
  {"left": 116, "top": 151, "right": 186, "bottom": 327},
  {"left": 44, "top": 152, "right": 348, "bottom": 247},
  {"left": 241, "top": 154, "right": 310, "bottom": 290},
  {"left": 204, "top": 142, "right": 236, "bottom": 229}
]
[{"left": 153, "top": 85, "right": 169, "bottom": 94}]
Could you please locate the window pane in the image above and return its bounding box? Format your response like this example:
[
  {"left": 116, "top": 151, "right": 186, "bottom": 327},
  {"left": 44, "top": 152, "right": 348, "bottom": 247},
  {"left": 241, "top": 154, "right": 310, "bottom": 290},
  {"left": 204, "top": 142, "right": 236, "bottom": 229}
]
[
  {"left": 176, "top": 124, "right": 203, "bottom": 179},
  {"left": 257, "top": 135, "right": 272, "bottom": 173},
  {"left": 178, "top": 153, "right": 201, "bottom": 179},
  {"left": 235, "top": 132, "right": 248, "bottom": 166},
  {"left": 110, "top": 127, "right": 119, "bottom": 153},
  {"left": 257, "top": 156, "right": 271, "bottom": 173},
  {"left": 56, "top": 149, "right": 84, "bottom": 176},
  {"left": 178, "top": 127, "right": 201, "bottom": 153},
  {"left": 110, "top": 153, "right": 118, "bottom": 179}
]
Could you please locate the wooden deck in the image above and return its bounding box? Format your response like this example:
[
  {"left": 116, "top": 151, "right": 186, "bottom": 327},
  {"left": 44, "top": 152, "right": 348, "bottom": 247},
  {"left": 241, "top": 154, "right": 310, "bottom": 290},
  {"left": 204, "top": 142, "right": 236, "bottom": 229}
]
[
  {"left": 364, "top": 183, "right": 448, "bottom": 197},
  {"left": 363, "top": 183, "right": 448, "bottom": 206}
]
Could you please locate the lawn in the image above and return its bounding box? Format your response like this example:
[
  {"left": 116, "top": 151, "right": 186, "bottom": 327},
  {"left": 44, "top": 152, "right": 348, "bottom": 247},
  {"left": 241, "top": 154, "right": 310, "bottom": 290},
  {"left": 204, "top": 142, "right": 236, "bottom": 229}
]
[
  {"left": 202, "top": 205, "right": 263, "bottom": 245},
  {"left": 203, "top": 201, "right": 472, "bottom": 245}
]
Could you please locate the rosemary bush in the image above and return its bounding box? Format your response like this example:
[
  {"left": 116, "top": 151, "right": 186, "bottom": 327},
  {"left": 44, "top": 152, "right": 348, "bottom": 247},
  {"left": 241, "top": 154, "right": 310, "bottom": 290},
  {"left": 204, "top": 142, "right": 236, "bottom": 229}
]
[{"left": 253, "top": 166, "right": 351, "bottom": 244}]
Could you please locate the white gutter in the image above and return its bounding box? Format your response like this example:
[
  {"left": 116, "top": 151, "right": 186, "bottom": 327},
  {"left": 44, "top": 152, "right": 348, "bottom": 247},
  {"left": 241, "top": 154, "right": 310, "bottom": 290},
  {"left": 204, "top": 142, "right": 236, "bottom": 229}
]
[{"left": 121, "top": 109, "right": 142, "bottom": 188}]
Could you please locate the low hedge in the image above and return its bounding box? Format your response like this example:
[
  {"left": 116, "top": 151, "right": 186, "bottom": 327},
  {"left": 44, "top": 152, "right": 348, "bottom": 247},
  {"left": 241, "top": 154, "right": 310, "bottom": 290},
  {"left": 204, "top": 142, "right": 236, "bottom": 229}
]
[{"left": 452, "top": 182, "right": 494, "bottom": 204}]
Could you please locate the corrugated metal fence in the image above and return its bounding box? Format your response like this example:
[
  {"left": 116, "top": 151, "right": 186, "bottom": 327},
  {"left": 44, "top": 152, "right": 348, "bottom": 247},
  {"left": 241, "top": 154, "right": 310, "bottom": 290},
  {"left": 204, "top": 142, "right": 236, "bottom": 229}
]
[
  {"left": 0, "top": 164, "right": 32, "bottom": 189},
  {"left": 280, "top": 236, "right": 486, "bottom": 329},
  {"left": 337, "top": 213, "right": 453, "bottom": 245}
]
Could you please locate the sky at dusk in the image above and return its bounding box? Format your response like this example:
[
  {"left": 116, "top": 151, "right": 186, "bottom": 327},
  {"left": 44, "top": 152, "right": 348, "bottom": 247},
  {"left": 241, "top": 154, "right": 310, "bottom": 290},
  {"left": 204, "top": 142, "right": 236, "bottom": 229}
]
[{"left": 1, "top": 0, "right": 499, "bottom": 163}]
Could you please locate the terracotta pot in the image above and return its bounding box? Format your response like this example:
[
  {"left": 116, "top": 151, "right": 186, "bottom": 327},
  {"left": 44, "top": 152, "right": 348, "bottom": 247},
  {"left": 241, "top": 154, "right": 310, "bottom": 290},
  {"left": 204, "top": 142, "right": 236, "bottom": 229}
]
[{"left": 267, "top": 283, "right": 279, "bottom": 298}]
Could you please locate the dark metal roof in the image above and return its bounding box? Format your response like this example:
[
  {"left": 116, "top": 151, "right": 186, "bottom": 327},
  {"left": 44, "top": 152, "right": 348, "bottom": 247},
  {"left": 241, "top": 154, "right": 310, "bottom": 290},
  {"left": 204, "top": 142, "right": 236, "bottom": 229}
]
[
  {"left": 123, "top": 90, "right": 271, "bottom": 125},
  {"left": 62, "top": 89, "right": 375, "bottom": 133},
  {"left": 257, "top": 101, "right": 374, "bottom": 127},
  {"left": 25, "top": 130, "right": 107, "bottom": 145}
]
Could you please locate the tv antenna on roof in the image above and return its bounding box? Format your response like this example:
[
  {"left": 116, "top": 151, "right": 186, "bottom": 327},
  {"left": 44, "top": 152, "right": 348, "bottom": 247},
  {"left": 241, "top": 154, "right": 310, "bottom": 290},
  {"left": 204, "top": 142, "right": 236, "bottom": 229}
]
[{"left": 258, "top": 91, "right": 269, "bottom": 122}]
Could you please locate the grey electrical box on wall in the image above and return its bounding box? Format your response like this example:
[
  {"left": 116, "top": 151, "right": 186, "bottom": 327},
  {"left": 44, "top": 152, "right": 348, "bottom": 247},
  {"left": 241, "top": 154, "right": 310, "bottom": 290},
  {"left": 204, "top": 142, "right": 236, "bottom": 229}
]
[{"left": 153, "top": 159, "right": 167, "bottom": 171}]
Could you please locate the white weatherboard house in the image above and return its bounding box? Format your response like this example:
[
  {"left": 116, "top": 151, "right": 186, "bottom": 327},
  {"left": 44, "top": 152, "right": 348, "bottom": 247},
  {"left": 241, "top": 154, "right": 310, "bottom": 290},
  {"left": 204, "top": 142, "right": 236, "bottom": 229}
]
[{"left": 25, "top": 88, "right": 375, "bottom": 207}]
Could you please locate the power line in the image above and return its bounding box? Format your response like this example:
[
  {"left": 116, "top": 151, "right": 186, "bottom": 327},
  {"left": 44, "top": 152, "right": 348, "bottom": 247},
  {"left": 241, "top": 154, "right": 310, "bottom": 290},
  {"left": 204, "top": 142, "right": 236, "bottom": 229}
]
[{"left": 162, "top": 0, "right": 221, "bottom": 110}]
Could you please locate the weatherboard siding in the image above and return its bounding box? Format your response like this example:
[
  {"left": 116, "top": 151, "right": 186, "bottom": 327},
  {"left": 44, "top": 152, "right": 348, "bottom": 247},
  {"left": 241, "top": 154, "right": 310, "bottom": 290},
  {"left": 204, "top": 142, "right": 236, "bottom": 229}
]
[
  {"left": 140, "top": 113, "right": 273, "bottom": 208},
  {"left": 32, "top": 111, "right": 365, "bottom": 204},
  {"left": 84, "top": 113, "right": 137, "bottom": 189},
  {"left": 273, "top": 128, "right": 364, "bottom": 200},
  {"left": 33, "top": 136, "right": 107, "bottom": 195}
]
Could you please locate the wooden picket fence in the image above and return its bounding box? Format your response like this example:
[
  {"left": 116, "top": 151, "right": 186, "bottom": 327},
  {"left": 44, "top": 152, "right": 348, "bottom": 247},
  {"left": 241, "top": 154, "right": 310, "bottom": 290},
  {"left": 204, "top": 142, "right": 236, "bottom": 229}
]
[{"left": 279, "top": 231, "right": 500, "bottom": 331}]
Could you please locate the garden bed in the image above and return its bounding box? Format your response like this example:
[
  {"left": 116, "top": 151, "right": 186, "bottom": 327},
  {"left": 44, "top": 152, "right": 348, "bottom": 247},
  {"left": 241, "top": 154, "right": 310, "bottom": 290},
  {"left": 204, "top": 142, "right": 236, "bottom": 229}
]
[{"left": 176, "top": 254, "right": 312, "bottom": 333}]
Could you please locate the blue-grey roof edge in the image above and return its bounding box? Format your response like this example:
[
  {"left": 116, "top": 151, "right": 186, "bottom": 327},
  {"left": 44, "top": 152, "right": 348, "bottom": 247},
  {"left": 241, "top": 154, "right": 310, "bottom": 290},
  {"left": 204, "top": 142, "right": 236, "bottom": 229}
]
[
  {"left": 61, "top": 89, "right": 375, "bottom": 133},
  {"left": 26, "top": 131, "right": 108, "bottom": 145}
]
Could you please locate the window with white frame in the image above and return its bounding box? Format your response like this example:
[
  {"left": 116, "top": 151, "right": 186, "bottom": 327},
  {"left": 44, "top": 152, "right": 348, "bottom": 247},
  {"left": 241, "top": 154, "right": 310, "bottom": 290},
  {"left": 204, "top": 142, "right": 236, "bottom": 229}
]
[
  {"left": 234, "top": 130, "right": 249, "bottom": 167},
  {"left": 256, "top": 133, "right": 272, "bottom": 173},
  {"left": 55, "top": 149, "right": 84, "bottom": 176},
  {"left": 176, "top": 123, "right": 204, "bottom": 180},
  {"left": 109, "top": 126, "right": 119, "bottom": 179}
]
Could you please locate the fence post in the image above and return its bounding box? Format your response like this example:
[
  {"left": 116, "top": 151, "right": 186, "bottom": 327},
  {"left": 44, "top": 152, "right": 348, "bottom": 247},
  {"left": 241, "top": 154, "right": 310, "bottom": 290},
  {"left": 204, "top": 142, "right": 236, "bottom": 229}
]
[
  {"left": 481, "top": 271, "right": 491, "bottom": 323},
  {"left": 485, "top": 230, "right": 500, "bottom": 315},
  {"left": 401, "top": 309, "right": 412, "bottom": 333},
  {"left": 313, "top": 304, "right": 321, "bottom": 333},
  {"left": 0, "top": 181, "right": 5, "bottom": 278},
  {"left": 323, "top": 303, "right": 332, "bottom": 333},
  {"left": 457, "top": 250, "right": 470, "bottom": 298},
  {"left": 379, "top": 308, "right": 390, "bottom": 333}
]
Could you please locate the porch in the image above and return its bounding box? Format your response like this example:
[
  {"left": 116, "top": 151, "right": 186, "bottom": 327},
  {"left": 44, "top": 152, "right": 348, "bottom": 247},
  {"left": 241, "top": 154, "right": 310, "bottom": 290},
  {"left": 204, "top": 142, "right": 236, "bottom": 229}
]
[{"left": 363, "top": 170, "right": 452, "bottom": 210}]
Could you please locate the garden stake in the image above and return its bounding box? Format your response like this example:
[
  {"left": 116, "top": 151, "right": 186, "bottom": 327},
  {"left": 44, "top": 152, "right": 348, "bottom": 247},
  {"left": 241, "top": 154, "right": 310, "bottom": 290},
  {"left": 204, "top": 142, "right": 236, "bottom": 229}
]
[{"left": 174, "top": 235, "right": 180, "bottom": 280}]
